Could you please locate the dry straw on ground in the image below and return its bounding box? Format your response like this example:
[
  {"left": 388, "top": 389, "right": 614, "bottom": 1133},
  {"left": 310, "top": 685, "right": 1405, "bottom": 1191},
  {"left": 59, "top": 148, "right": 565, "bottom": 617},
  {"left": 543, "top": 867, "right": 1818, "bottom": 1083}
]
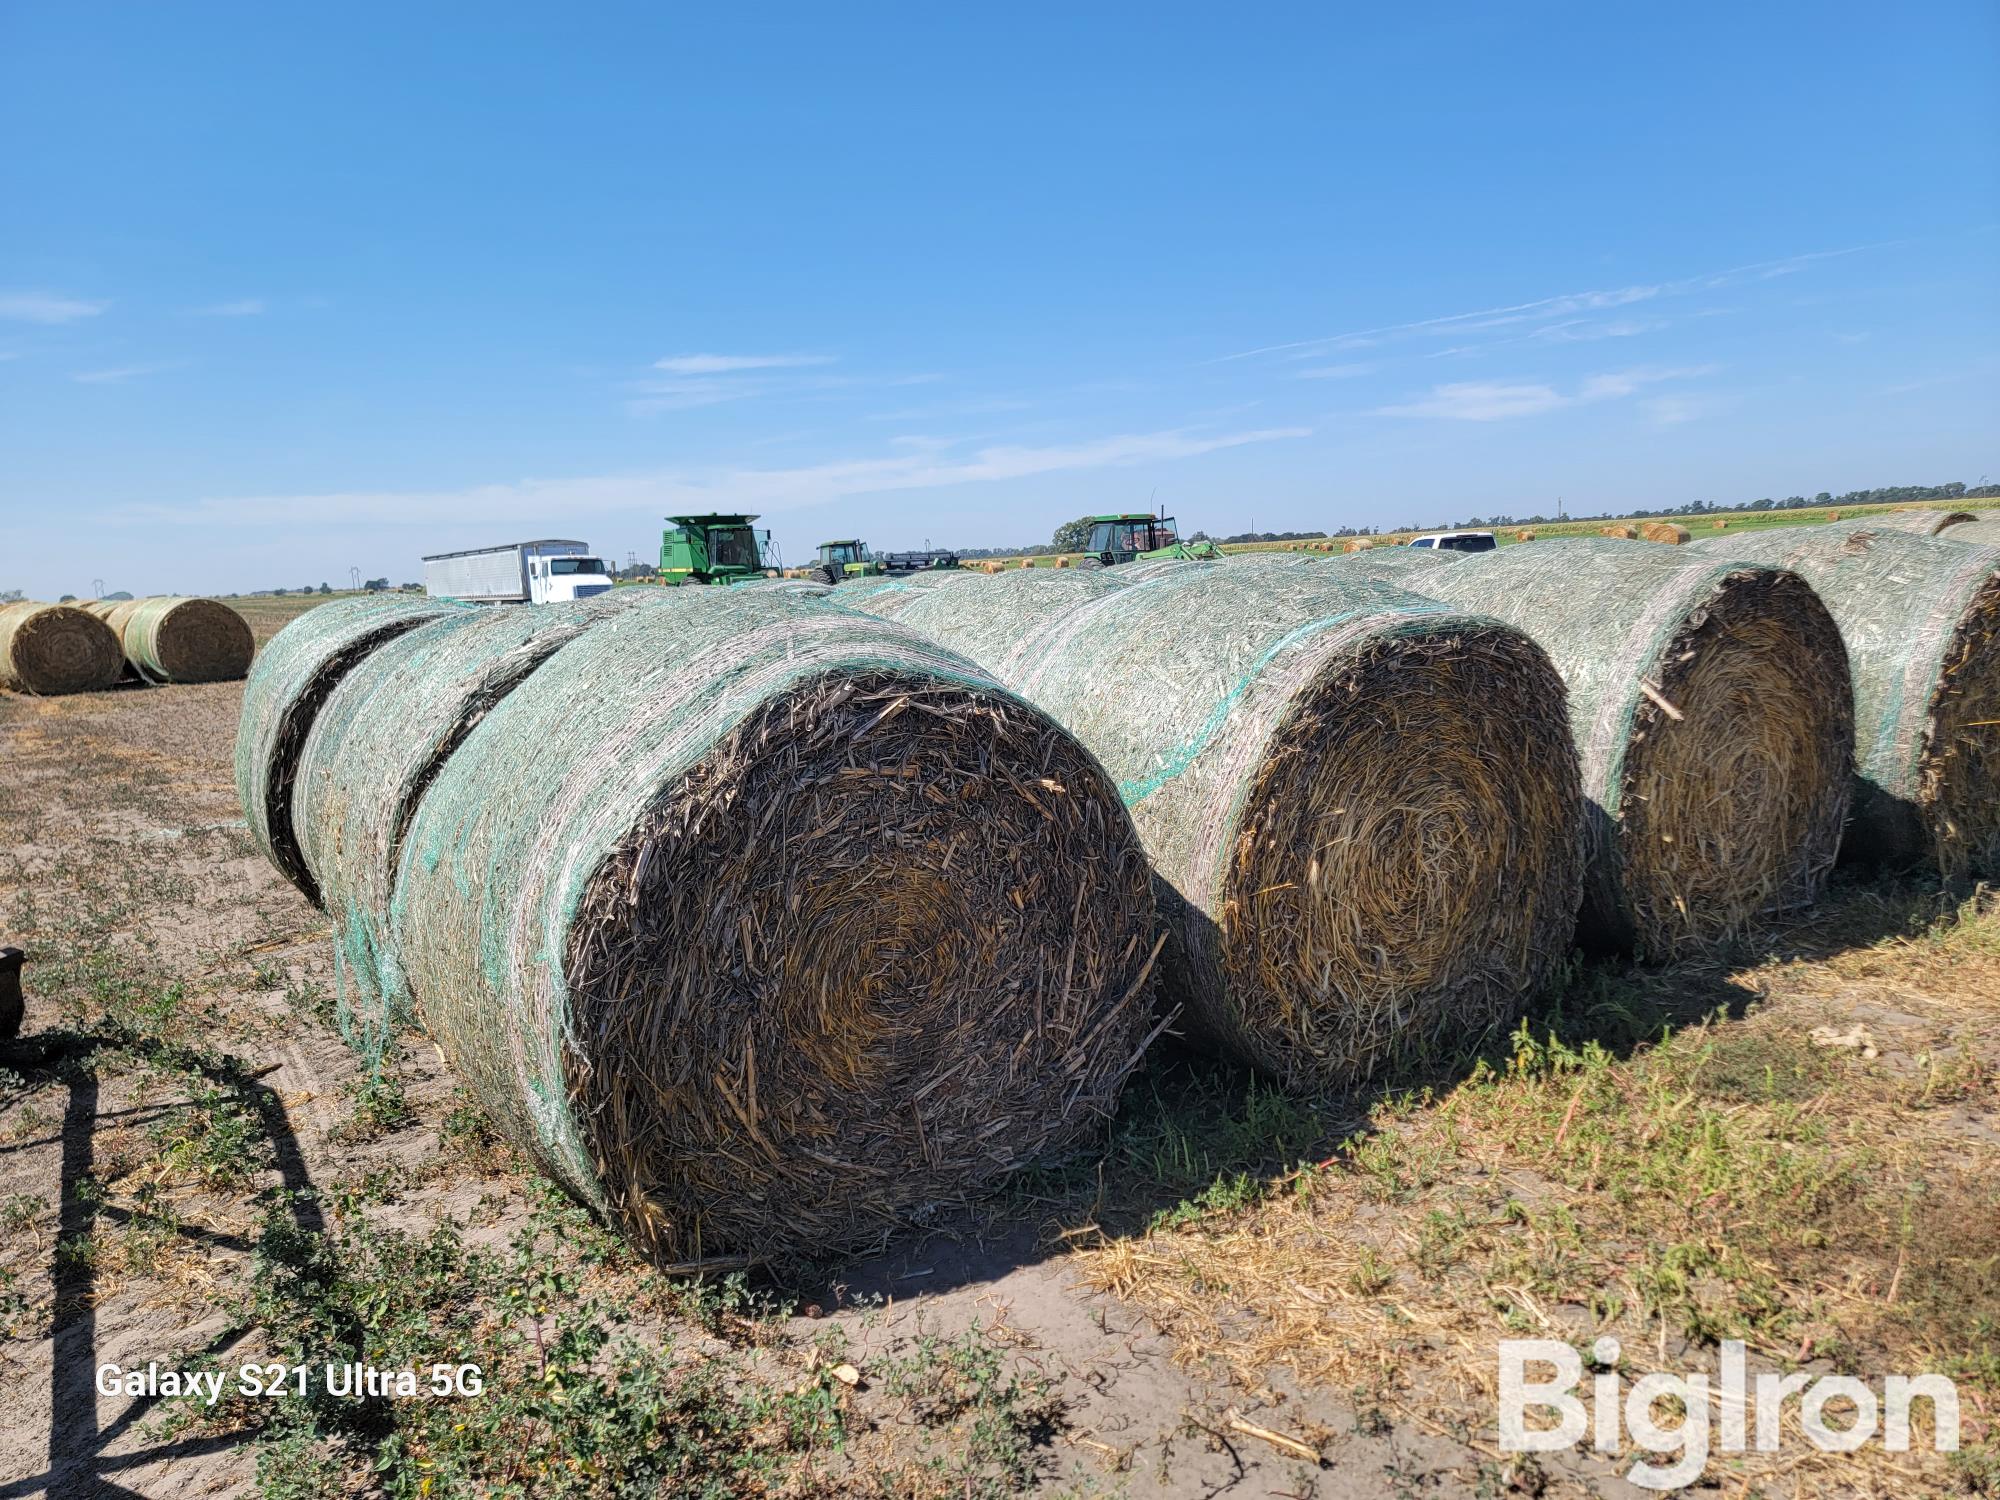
[
  {"left": 292, "top": 593, "right": 657, "bottom": 1057},
  {"left": 388, "top": 587, "right": 1159, "bottom": 1266},
  {"left": 0, "top": 601, "right": 123, "bottom": 695},
  {"left": 1702, "top": 522, "right": 2000, "bottom": 876},
  {"left": 234, "top": 594, "right": 468, "bottom": 904},
  {"left": 845, "top": 559, "right": 1584, "bottom": 1092},
  {"left": 1395, "top": 538, "right": 1854, "bottom": 957},
  {"left": 84, "top": 596, "right": 254, "bottom": 682}
]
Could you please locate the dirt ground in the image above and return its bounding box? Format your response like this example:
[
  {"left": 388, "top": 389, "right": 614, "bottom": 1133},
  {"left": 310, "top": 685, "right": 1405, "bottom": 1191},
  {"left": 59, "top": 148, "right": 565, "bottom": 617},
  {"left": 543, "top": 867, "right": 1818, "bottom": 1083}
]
[{"left": 1, "top": 665, "right": 1994, "bottom": 1499}]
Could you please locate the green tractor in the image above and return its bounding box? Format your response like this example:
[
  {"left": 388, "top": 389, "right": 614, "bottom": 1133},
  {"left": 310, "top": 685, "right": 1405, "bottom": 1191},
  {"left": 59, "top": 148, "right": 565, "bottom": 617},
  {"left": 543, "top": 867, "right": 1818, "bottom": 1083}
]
[
  {"left": 657, "top": 513, "right": 772, "bottom": 585},
  {"left": 806, "top": 539, "right": 887, "bottom": 586},
  {"left": 1076, "top": 513, "right": 1223, "bottom": 570}
]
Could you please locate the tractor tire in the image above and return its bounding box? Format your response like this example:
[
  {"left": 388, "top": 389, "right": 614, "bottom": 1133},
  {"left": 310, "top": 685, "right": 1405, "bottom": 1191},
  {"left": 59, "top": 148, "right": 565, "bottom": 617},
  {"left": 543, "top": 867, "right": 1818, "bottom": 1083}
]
[
  {"left": 1078, "top": 555, "right": 1106, "bottom": 571},
  {"left": 806, "top": 566, "right": 837, "bottom": 586}
]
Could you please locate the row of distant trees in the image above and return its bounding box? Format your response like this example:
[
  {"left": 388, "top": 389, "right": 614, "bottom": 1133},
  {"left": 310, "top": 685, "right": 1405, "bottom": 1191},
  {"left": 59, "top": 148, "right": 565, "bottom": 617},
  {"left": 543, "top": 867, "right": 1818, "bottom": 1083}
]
[{"left": 1026, "top": 480, "right": 2000, "bottom": 553}]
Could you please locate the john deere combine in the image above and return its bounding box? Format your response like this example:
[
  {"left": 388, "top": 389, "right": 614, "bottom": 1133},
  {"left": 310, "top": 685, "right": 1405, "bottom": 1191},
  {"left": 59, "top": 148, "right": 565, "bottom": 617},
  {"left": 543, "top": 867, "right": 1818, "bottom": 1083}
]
[
  {"left": 1076, "top": 514, "right": 1223, "bottom": 569},
  {"left": 806, "top": 540, "right": 887, "bottom": 586},
  {"left": 657, "top": 514, "right": 773, "bottom": 585}
]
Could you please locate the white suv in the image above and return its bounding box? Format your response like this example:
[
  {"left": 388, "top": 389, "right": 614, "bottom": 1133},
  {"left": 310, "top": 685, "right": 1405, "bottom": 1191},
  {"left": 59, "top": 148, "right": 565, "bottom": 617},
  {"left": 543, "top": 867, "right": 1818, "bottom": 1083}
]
[{"left": 1408, "top": 531, "right": 1497, "bottom": 553}]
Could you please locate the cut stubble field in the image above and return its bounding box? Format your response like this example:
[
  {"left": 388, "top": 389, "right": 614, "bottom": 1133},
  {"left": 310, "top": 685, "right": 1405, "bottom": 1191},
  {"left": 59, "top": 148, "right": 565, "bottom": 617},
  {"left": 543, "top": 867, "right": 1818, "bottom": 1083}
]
[{"left": 0, "top": 669, "right": 1994, "bottom": 1498}]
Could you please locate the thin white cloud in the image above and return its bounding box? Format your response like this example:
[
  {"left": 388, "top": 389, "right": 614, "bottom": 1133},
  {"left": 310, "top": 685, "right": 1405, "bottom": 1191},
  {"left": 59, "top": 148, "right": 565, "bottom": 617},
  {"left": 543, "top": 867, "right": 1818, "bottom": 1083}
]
[
  {"left": 191, "top": 298, "right": 267, "bottom": 317},
  {"left": 1296, "top": 362, "right": 1374, "bottom": 380},
  {"left": 653, "top": 352, "right": 836, "bottom": 374},
  {"left": 1216, "top": 243, "right": 1885, "bottom": 364},
  {"left": 1, "top": 292, "right": 108, "bottom": 324},
  {"left": 72, "top": 363, "right": 175, "bottom": 385},
  {"left": 1375, "top": 365, "right": 1714, "bottom": 422},
  {"left": 123, "top": 425, "right": 1312, "bottom": 528}
]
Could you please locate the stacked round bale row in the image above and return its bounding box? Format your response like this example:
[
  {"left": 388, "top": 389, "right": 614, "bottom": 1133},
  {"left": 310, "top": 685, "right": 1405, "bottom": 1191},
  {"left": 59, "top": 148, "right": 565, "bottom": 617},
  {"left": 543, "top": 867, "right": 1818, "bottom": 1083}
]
[
  {"left": 1312, "top": 541, "right": 1857, "bottom": 957},
  {"left": 836, "top": 560, "right": 1588, "bottom": 1090},
  {"left": 1694, "top": 521, "right": 2000, "bottom": 876},
  {"left": 0, "top": 595, "right": 252, "bottom": 694},
  {"left": 237, "top": 589, "right": 1160, "bottom": 1267}
]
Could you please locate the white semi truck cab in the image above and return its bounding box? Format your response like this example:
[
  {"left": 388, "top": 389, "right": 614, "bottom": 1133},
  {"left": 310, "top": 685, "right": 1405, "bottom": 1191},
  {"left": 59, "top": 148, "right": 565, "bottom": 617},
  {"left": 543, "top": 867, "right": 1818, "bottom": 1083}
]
[{"left": 422, "top": 539, "right": 616, "bottom": 604}]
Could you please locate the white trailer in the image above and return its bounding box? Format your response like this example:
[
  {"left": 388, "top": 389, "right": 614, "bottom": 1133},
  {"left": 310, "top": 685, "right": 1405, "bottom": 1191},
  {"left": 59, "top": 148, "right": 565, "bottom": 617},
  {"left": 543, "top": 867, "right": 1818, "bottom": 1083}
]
[{"left": 422, "top": 540, "right": 615, "bottom": 604}]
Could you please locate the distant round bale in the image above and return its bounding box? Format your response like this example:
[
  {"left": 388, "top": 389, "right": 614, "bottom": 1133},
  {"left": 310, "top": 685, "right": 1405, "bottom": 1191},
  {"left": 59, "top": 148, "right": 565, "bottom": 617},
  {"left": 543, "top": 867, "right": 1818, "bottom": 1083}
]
[
  {"left": 1638, "top": 522, "right": 1690, "bottom": 545},
  {"left": 235, "top": 594, "right": 469, "bottom": 905},
  {"left": 1712, "top": 519, "right": 1730, "bottom": 530},
  {"left": 392, "top": 588, "right": 1158, "bottom": 1265},
  {"left": 1344, "top": 537, "right": 1376, "bottom": 553},
  {"left": 0, "top": 602, "right": 123, "bottom": 695},
  {"left": 1515, "top": 529, "right": 1536, "bottom": 542},
  {"left": 846, "top": 560, "right": 1585, "bottom": 1090},
  {"left": 1411, "top": 538, "right": 1854, "bottom": 957},
  {"left": 292, "top": 594, "right": 659, "bottom": 1054},
  {"left": 86, "top": 596, "right": 253, "bottom": 682},
  {"left": 1869, "top": 510, "right": 1977, "bottom": 536},
  {"left": 1599, "top": 524, "right": 1637, "bottom": 539},
  {"left": 1702, "top": 522, "right": 2000, "bottom": 875}
]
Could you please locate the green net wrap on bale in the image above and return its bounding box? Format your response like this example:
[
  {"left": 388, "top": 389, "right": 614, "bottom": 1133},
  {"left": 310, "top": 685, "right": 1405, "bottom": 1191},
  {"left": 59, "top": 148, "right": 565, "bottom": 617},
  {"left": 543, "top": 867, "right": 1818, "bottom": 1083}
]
[
  {"left": 0, "top": 602, "right": 123, "bottom": 695},
  {"left": 390, "top": 588, "right": 1159, "bottom": 1266},
  {"left": 1942, "top": 520, "right": 2000, "bottom": 549},
  {"left": 234, "top": 594, "right": 470, "bottom": 905},
  {"left": 1700, "top": 523, "right": 2000, "bottom": 875},
  {"left": 84, "top": 596, "right": 253, "bottom": 682},
  {"left": 1404, "top": 538, "right": 1853, "bottom": 957},
  {"left": 1858, "top": 510, "right": 1977, "bottom": 537},
  {"left": 845, "top": 561, "right": 1584, "bottom": 1091},
  {"left": 293, "top": 593, "right": 663, "bottom": 1060}
]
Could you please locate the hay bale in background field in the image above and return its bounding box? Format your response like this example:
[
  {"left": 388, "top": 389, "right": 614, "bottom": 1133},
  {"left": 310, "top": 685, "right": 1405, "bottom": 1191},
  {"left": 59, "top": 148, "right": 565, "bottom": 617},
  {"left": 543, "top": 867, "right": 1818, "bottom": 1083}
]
[
  {"left": 0, "top": 602, "right": 123, "bottom": 695},
  {"left": 1599, "top": 525, "right": 1637, "bottom": 539},
  {"left": 235, "top": 594, "right": 468, "bottom": 905},
  {"left": 86, "top": 596, "right": 253, "bottom": 682},
  {"left": 390, "top": 588, "right": 1158, "bottom": 1265},
  {"left": 1409, "top": 539, "right": 1853, "bottom": 957},
  {"left": 1638, "top": 522, "right": 1690, "bottom": 545},
  {"left": 292, "top": 594, "right": 658, "bottom": 1055},
  {"left": 1826, "top": 510, "right": 1841, "bottom": 521},
  {"left": 1515, "top": 529, "right": 1536, "bottom": 542},
  {"left": 1869, "top": 510, "right": 1977, "bottom": 536},
  {"left": 1712, "top": 519, "right": 1729, "bottom": 529},
  {"left": 846, "top": 561, "right": 1584, "bottom": 1090},
  {"left": 1701, "top": 523, "right": 2000, "bottom": 875},
  {"left": 1344, "top": 537, "right": 1376, "bottom": 553}
]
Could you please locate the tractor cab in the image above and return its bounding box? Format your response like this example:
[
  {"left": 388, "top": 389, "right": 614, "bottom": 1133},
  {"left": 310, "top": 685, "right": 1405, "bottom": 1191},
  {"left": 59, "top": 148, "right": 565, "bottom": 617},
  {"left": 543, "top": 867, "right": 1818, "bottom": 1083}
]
[
  {"left": 1079, "top": 514, "right": 1222, "bottom": 569},
  {"left": 808, "top": 539, "right": 886, "bottom": 584},
  {"left": 658, "top": 513, "right": 772, "bottom": 585}
]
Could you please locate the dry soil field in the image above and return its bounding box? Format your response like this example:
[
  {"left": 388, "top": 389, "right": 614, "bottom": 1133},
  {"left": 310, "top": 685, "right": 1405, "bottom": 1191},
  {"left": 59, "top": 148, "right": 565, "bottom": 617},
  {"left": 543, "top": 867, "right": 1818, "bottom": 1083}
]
[{"left": 1, "top": 650, "right": 1994, "bottom": 1497}]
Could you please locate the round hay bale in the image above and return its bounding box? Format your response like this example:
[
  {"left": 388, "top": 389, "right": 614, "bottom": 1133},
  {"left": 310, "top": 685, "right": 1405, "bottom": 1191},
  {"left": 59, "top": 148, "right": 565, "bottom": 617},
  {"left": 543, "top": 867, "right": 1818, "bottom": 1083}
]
[
  {"left": 846, "top": 561, "right": 1584, "bottom": 1090},
  {"left": 293, "top": 593, "right": 663, "bottom": 1055},
  {"left": 1638, "top": 522, "right": 1690, "bottom": 545},
  {"left": 1711, "top": 519, "right": 1729, "bottom": 530},
  {"left": 982, "top": 560, "right": 1005, "bottom": 574},
  {"left": 1701, "top": 522, "right": 2000, "bottom": 875},
  {"left": 1826, "top": 510, "right": 1841, "bottom": 521},
  {"left": 234, "top": 594, "right": 469, "bottom": 905},
  {"left": 1515, "top": 529, "right": 1536, "bottom": 542},
  {"left": 1863, "top": 509, "right": 1976, "bottom": 537},
  {"left": 1412, "top": 539, "right": 1853, "bottom": 956},
  {"left": 1599, "top": 524, "right": 1637, "bottom": 540},
  {"left": 390, "top": 588, "right": 1158, "bottom": 1265},
  {"left": 98, "top": 596, "right": 254, "bottom": 682},
  {"left": 1052, "top": 555, "right": 1070, "bottom": 568},
  {"left": 0, "top": 602, "right": 123, "bottom": 695},
  {"left": 1324, "top": 547, "right": 1455, "bottom": 585},
  {"left": 1940, "top": 519, "right": 2000, "bottom": 548},
  {"left": 1344, "top": 537, "right": 1376, "bottom": 553}
]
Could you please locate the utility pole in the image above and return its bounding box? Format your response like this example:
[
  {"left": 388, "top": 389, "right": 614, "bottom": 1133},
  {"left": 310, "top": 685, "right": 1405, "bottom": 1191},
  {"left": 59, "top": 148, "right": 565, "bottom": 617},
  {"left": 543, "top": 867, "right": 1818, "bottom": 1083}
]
[
  {"left": 349, "top": 566, "right": 361, "bottom": 592},
  {"left": 92, "top": 577, "right": 105, "bottom": 598}
]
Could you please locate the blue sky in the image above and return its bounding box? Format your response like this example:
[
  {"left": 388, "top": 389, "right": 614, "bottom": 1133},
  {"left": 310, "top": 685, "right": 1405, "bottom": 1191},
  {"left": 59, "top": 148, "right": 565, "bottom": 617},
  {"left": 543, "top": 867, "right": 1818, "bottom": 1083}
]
[{"left": 2, "top": 2, "right": 1995, "bottom": 597}]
